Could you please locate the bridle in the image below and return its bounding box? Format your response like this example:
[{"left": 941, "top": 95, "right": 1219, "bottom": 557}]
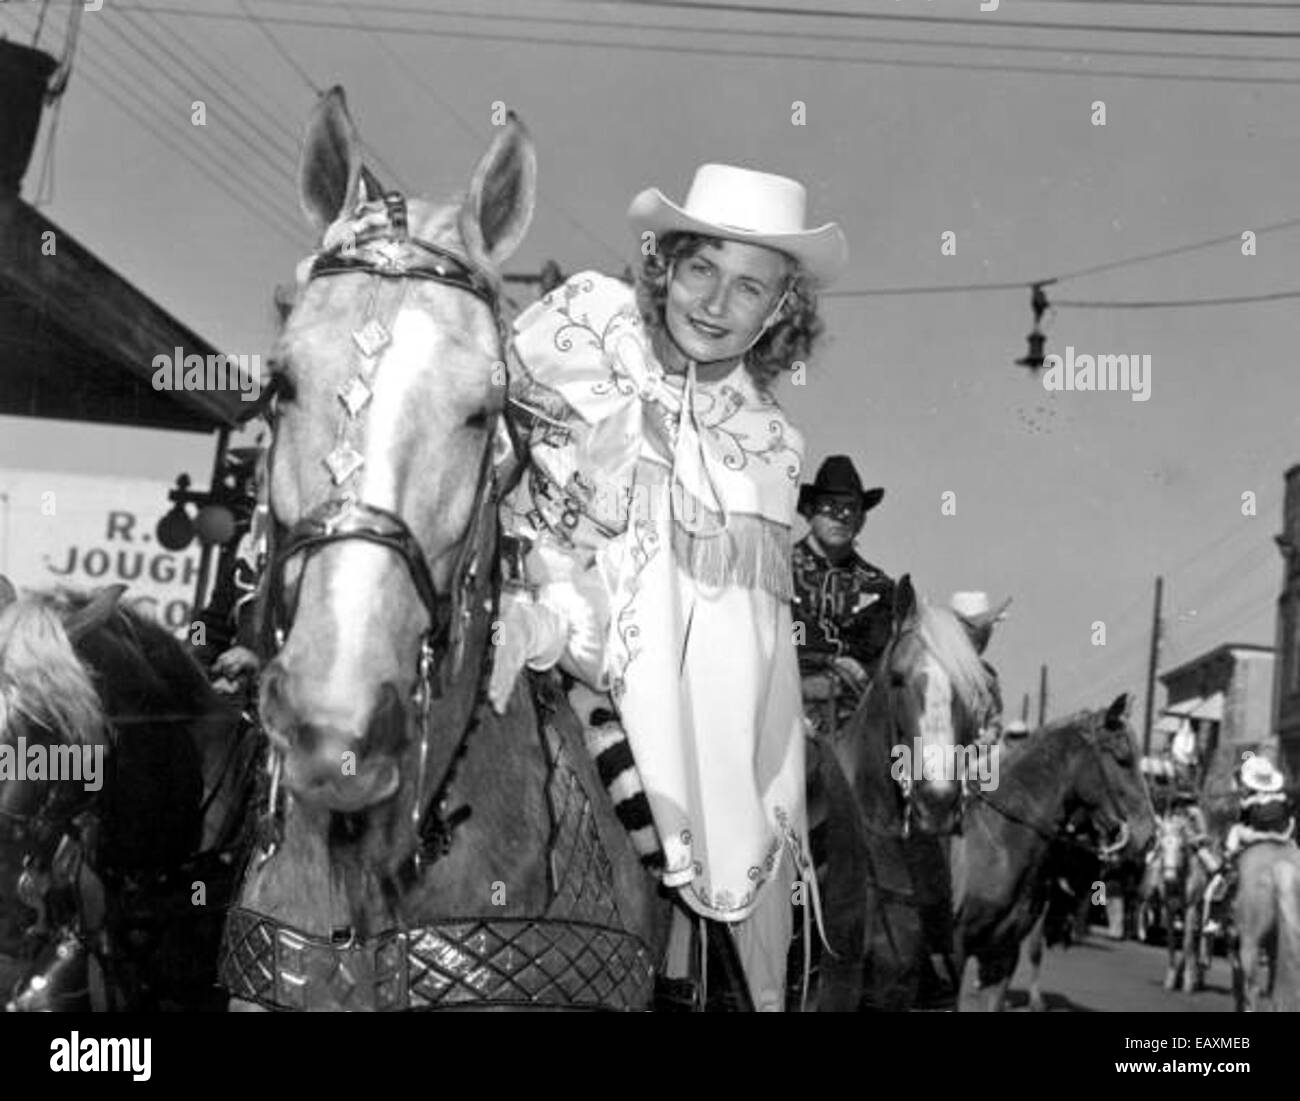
[
  {"left": 0, "top": 713, "right": 100, "bottom": 962},
  {"left": 848, "top": 617, "right": 982, "bottom": 841},
  {"left": 258, "top": 189, "right": 524, "bottom": 875},
  {"left": 968, "top": 713, "right": 1139, "bottom": 858}
]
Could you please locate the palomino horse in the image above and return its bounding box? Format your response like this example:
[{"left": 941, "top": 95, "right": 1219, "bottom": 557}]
[
  {"left": 0, "top": 579, "right": 257, "bottom": 1010},
  {"left": 802, "top": 577, "right": 997, "bottom": 1011},
  {"left": 1231, "top": 838, "right": 1300, "bottom": 1011},
  {"left": 221, "top": 88, "right": 661, "bottom": 1011},
  {"left": 1139, "top": 813, "right": 1209, "bottom": 993},
  {"left": 951, "top": 694, "right": 1156, "bottom": 1011}
]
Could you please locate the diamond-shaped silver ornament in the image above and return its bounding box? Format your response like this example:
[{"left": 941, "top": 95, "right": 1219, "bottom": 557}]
[
  {"left": 338, "top": 376, "right": 372, "bottom": 417},
  {"left": 324, "top": 444, "right": 365, "bottom": 485},
  {"left": 352, "top": 318, "right": 391, "bottom": 359}
]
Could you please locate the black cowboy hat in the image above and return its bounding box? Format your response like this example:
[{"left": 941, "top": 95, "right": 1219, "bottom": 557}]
[{"left": 797, "top": 455, "right": 885, "bottom": 518}]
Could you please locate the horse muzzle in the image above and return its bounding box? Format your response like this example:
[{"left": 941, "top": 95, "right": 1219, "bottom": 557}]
[
  {"left": 910, "top": 778, "right": 963, "bottom": 835},
  {"left": 261, "top": 667, "right": 408, "bottom": 812},
  {"left": 280, "top": 745, "right": 401, "bottom": 813}
]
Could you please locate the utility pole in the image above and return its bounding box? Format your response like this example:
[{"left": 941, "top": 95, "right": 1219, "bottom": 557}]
[
  {"left": 1142, "top": 576, "right": 1163, "bottom": 757},
  {"left": 1021, "top": 692, "right": 1030, "bottom": 724},
  {"left": 1038, "top": 665, "right": 1048, "bottom": 728}
]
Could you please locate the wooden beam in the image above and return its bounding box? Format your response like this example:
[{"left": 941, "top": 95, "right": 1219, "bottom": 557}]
[{"left": 0, "top": 196, "right": 245, "bottom": 431}]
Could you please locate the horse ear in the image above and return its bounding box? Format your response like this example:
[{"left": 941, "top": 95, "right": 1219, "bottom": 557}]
[
  {"left": 460, "top": 112, "right": 536, "bottom": 270},
  {"left": 1105, "top": 692, "right": 1129, "bottom": 727},
  {"left": 65, "top": 584, "right": 128, "bottom": 643},
  {"left": 893, "top": 574, "right": 916, "bottom": 624},
  {"left": 359, "top": 164, "right": 385, "bottom": 204},
  {"left": 0, "top": 575, "right": 16, "bottom": 610},
  {"left": 299, "top": 86, "right": 364, "bottom": 236}
]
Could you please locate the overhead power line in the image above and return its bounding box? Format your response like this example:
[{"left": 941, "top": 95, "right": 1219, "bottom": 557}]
[
  {"left": 1031, "top": 0, "right": 1300, "bottom": 9},
  {"left": 81, "top": 18, "right": 302, "bottom": 224},
  {"left": 71, "top": 55, "right": 302, "bottom": 248},
  {"left": 234, "top": 0, "right": 1300, "bottom": 69},
  {"left": 605, "top": 0, "right": 1300, "bottom": 37},
  {"left": 233, "top": 0, "right": 411, "bottom": 195},
  {"left": 1056, "top": 288, "right": 1300, "bottom": 308},
  {"left": 337, "top": 7, "right": 627, "bottom": 269},
  {"left": 824, "top": 214, "right": 1300, "bottom": 300},
  {"left": 119, "top": 6, "right": 1300, "bottom": 86}
]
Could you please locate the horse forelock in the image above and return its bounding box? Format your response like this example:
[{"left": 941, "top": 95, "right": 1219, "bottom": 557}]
[
  {"left": 913, "top": 602, "right": 995, "bottom": 722},
  {"left": 0, "top": 595, "right": 106, "bottom": 747}
]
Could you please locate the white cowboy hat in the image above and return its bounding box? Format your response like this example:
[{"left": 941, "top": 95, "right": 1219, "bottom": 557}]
[
  {"left": 1240, "top": 755, "right": 1284, "bottom": 794},
  {"left": 627, "top": 164, "right": 849, "bottom": 285},
  {"left": 949, "top": 591, "right": 1012, "bottom": 629}
]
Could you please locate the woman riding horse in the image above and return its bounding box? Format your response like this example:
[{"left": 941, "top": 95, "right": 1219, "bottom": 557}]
[{"left": 485, "top": 163, "right": 848, "bottom": 1011}]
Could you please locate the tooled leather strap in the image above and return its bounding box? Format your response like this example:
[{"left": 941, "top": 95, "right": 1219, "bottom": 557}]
[{"left": 219, "top": 907, "right": 655, "bottom": 1012}]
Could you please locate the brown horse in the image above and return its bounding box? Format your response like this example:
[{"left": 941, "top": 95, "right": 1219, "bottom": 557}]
[
  {"left": 221, "top": 88, "right": 661, "bottom": 1011},
  {"left": 0, "top": 579, "right": 256, "bottom": 1010},
  {"left": 800, "top": 578, "right": 997, "bottom": 1011},
  {"left": 1231, "top": 839, "right": 1300, "bottom": 1012},
  {"left": 1019, "top": 807, "right": 1104, "bottom": 1012},
  {"left": 951, "top": 694, "right": 1156, "bottom": 1011}
]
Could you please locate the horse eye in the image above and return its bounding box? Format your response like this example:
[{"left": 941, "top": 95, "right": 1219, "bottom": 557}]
[
  {"left": 889, "top": 672, "right": 906, "bottom": 688},
  {"left": 464, "top": 410, "right": 489, "bottom": 430}
]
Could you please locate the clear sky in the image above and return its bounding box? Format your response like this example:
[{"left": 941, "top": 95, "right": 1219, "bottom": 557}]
[{"left": 2, "top": 0, "right": 1298, "bottom": 731}]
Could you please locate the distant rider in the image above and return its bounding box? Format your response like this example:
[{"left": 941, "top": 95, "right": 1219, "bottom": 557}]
[{"left": 790, "top": 455, "right": 894, "bottom": 735}]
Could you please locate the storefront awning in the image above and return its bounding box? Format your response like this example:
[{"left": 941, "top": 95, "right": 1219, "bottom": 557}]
[
  {"left": 1190, "top": 692, "right": 1224, "bottom": 722},
  {"left": 1164, "top": 697, "right": 1203, "bottom": 718}
]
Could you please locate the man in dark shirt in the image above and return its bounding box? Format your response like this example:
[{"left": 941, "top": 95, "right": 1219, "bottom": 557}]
[{"left": 791, "top": 455, "right": 894, "bottom": 734}]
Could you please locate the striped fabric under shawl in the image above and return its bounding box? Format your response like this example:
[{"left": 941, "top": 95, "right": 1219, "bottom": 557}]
[{"left": 565, "top": 681, "right": 664, "bottom": 870}]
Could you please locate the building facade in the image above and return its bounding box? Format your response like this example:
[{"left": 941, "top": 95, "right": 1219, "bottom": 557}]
[
  {"left": 1274, "top": 462, "right": 1300, "bottom": 782},
  {"left": 1158, "top": 643, "right": 1276, "bottom": 831}
]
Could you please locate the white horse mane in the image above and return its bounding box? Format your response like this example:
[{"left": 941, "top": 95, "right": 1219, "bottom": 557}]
[{"left": 914, "top": 600, "right": 996, "bottom": 721}]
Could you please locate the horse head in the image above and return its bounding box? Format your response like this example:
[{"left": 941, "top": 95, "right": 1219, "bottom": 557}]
[
  {"left": 258, "top": 87, "right": 536, "bottom": 817},
  {"left": 1156, "top": 815, "right": 1189, "bottom": 884},
  {"left": 0, "top": 581, "right": 114, "bottom": 964},
  {"left": 873, "top": 575, "right": 996, "bottom": 835},
  {"left": 1068, "top": 693, "right": 1157, "bottom": 863}
]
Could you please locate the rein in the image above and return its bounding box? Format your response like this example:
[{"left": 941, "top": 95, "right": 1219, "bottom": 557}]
[
  {"left": 846, "top": 621, "right": 978, "bottom": 842},
  {"left": 257, "top": 190, "right": 523, "bottom": 877},
  {"left": 966, "top": 716, "right": 1134, "bottom": 857}
]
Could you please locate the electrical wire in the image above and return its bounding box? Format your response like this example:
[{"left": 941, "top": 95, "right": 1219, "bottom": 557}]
[
  {"left": 1056, "top": 289, "right": 1300, "bottom": 308},
  {"left": 337, "top": 7, "right": 628, "bottom": 270},
  {"left": 116, "top": 5, "right": 301, "bottom": 171},
  {"left": 116, "top": 5, "right": 1300, "bottom": 87},
  {"left": 96, "top": 14, "right": 298, "bottom": 195},
  {"left": 233, "top": 0, "right": 412, "bottom": 195},
  {"left": 81, "top": 17, "right": 304, "bottom": 229},
  {"left": 145, "top": 8, "right": 310, "bottom": 150},
  {"left": 601, "top": 0, "right": 1300, "bottom": 38},
  {"left": 0, "top": 4, "right": 305, "bottom": 245},
  {"left": 824, "top": 214, "right": 1300, "bottom": 302},
  {"left": 235, "top": 0, "right": 1300, "bottom": 69},
  {"left": 69, "top": 55, "right": 303, "bottom": 248}
]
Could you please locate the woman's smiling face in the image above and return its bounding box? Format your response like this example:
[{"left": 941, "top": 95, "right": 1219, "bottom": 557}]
[{"left": 663, "top": 238, "right": 791, "bottom": 366}]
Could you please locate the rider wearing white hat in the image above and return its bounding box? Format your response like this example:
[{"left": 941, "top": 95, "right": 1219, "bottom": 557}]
[
  {"left": 1229, "top": 755, "right": 1292, "bottom": 849},
  {"left": 491, "top": 162, "right": 847, "bottom": 1012},
  {"left": 1202, "top": 754, "right": 1294, "bottom": 927}
]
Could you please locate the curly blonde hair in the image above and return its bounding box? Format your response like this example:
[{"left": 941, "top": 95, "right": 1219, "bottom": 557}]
[{"left": 634, "top": 232, "right": 825, "bottom": 391}]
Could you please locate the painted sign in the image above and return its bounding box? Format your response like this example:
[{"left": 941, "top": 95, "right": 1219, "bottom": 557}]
[{"left": 0, "top": 468, "right": 201, "bottom": 633}]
